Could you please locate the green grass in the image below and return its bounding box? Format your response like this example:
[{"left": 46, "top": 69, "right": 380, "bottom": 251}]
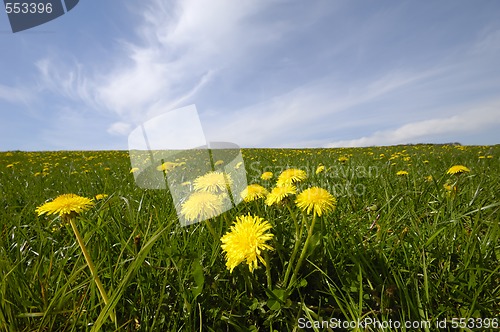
[{"left": 0, "top": 145, "right": 499, "bottom": 331}]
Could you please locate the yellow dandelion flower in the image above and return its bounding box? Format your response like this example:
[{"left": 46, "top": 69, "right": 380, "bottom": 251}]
[
  {"left": 156, "top": 162, "right": 178, "bottom": 172},
  {"left": 214, "top": 160, "right": 224, "bottom": 166},
  {"left": 260, "top": 171, "right": 273, "bottom": 180},
  {"left": 443, "top": 183, "right": 458, "bottom": 197},
  {"left": 295, "top": 187, "right": 336, "bottom": 217},
  {"left": 95, "top": 194, "right": 108, "bottom": 200},
  {"left": 265, "top": 185, "right": 296, "bottom": 206},
  {"left": 36, "top": 194, "right": 94, "bottom": 218},
  {"left": 425, "top": 175, "right": 433, "bottom": 182},
  {"left": 338, "top": 156, "right": 349, "bottom": 163},
  {"left": 221, "top": 214, "right": 273, "bottom": 273},
  {"left": 446, "top": 165, "right": 470, "bottom": 175},
  {"left": 180, "top": 192, "right": 224, "bottom": 222},
  {"left": 396, "top": 170, "right": 408, "bottom": 176},
  {"left": 6, "top": 164, "right": 14, "bottom": 168},
  {"left": 240, "top": 184, "right": 269, "bottom": 202},
  {"left": 193, "top": 171, "right": 233, "bottom": 194},
  {"left": 276, "top": 168, "right": 307, "bottom": 187},
  {"left": 315, "top": 165, "right": 325, "bottom": 174}
]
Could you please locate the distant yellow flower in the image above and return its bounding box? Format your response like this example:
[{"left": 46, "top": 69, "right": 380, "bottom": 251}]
[
  {"left": 234, "top": 161, "right": 243, "bottom": 169},
  {"left": 95, "top": 194, "right": 108, "bottom": 200},
  {"left": 157, "top": 162, "right": 178, "bottom": 172},
  {"left": 6, "top": 164, "right": 14, "bottom": 168},
  {"left": 214, "top": 160, "right": 224, "bottom": 166},
  {"left": 295, "top": 187, "right": 336, "bottom": 217},
  {"left": 180, "top": 192, "right": 224, "bottom": 222},
  {"left": 36, "top": 194, "right": 94, "bottom": 218},
  {"left": 265, "top": 185, "right": 296, "bottom": 206},
  {"left": 443, "top": 183, "right": 458, "bottom": 197},
  {"left": 276, "top": 168, "right": 307, "bottom": 187},
  {"left": 315, "top": 165, "right": 325, "bottom": 174},
  {"left": 446, "top": 165, "right": 470, "bottom": 175},
  {"left": 130, "top": 167, "right": 139, "bottom": 173},
  {"left": 260, "top": 171, "right": 273, "bottom": 180},
  {"left": 425, "top": 175, "right": 433, "bottom": 182},
  {"left": 241, "top": 184, "right": 269, "bottom": 202},
  {"left": 338, "top": 156, "right": 349, "bottom": 163},
  {"left": 194, "top": 171, "right": 233, "bottom": 194},
  {"left": 221, "top": 214, "right": 273, "bottom": 273},
  {"left": 396, "top": 170, "right": 408, "bottom": 176}
]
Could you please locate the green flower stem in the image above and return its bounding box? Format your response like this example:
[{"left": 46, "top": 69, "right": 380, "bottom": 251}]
[
  {"left": 69, "top": 218, "right": 116, "bottom": 324},
  {"left": 205, "top": 219, "right": 218, "bottom": 241},
  {"left": 264, "top": 251, "right": 272, "bottom": 290},
  {"left": 283, "top": 210, "right": 305, "bottom": 287},
  {"left": 288, "top": 214, "right": 317, "bottom": 288}
]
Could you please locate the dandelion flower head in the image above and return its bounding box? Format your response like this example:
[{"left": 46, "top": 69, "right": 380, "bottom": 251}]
[
  {"left": 338, "top": 156, "right": 349, "bottom": 163},
  {"left": 180, "top": 191, "right": 224, "bottom": 223},
  {"left": 36, "top": 194, "right": 94, "bottom": 218},
  {"left": 315, "top": 165, "right": 325, "bottom": 174},
  {"left": 240, "top": 184, "right": 269, "bottom": 202},
  {"left": 396, "top": 170, "right": 408, "bottom": 176},
  {"left": 194, "top": 171, "right": 233, "bottom": 194},
  {"left": 265, "top": 185, "right": 297, "bottom": 206},
  {"left": 295, "top": 187, "right": 336, "bottom": 217},
  {"left": 446, "top": 165, "right": 470, "bottom": 175},
  {"left": 157, "top": 162, "right": 178, "bottom": 172},
  {"left": 221, "top": 214, "right": 273, "bottom": 273},
  {"left": 276, "top": 168, "right": 307, "bottom": 187},
  {"left": 260, "top": 171, "right": 273, "bottom": 180}
]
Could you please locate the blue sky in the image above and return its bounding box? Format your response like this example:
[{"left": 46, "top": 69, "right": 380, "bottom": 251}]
[{"left": 1, "top": 0, "right": 500, "bottom": 151}]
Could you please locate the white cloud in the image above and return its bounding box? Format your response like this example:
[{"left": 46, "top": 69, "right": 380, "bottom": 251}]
[
  {"left": 25, "top": 1, "right": 500, "bottom": 149},
  {"left": 326, "top": 100, "right": 500, "bottom": 147},
  {"left": 202, "top": 67, "right": 445, "bottom": 147},
  {"left": 107, "top": 122, "right": 132, "bottom": 136},
  {"left": 0, "top": 84, "right": 33, "bottom": 105},
  {"left": 35, "top": 0, "right": 285, "bottom": 128}
]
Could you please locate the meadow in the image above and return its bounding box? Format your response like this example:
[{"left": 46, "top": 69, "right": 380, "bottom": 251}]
[{"left": 0, "top": 144, "right": 499, "bottom": 331}]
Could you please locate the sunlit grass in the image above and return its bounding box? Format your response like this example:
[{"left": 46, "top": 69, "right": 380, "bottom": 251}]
[{"left": 0, "top": 145, "right": 499, "bottom": 331}]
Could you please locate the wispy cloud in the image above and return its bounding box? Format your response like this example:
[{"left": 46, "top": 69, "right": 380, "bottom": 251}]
[
  {"left": 0, "top": 84, "right": 34, "bottom": 105},
  {"left": 16, "top": 1, "right": 500, "bottom": 150},
  {"left": 326, "top": 99, "right": 500, "bottom": 147},
  {"left": 34, "top": 0, "right": 288, "bottom": 132}
]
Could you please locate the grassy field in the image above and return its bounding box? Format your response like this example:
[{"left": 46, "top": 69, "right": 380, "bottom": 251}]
[{"left": 0, "top": 145, "right": 499, "bottom": 331}]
